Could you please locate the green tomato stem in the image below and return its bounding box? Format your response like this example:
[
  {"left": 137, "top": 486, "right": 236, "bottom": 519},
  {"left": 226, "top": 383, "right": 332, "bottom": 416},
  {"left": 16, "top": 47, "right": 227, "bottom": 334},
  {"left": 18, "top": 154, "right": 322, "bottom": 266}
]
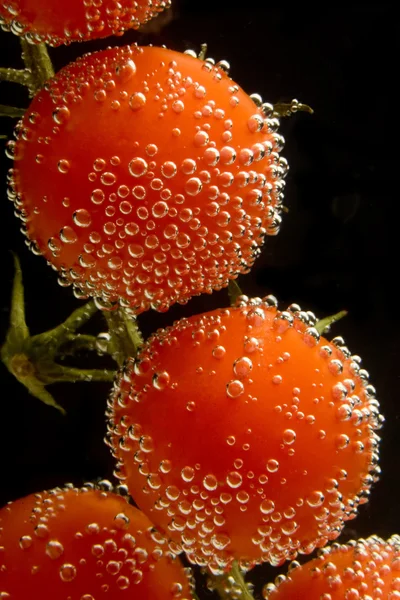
[
  {"left": 315, "top": 309, "right": 348, "bottom": 334},
  {"left": 228, "top": 280, "right": 243, "bottom": 307},
  {"left": 273, "top": 99, "right": 314, "bottom": 117},
  {"left": 103, "top": 309, "right": 143, "bottom": 366},
  {"left": 20, "top": 39, "right": 54, "bottom": 95},
  {"left": 208, "top": 562, "right": 255, "bottom": 600},
  {"left": 0, "top": 67, "right": 30, "bottom": 86},
  {"left": 0, "top": 103, "right": 26, "bottom": 118}
]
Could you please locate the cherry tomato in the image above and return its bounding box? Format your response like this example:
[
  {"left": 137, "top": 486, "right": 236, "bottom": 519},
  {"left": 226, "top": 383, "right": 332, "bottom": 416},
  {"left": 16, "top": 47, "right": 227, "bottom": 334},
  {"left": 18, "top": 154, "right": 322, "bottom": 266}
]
[
  {"left": 0, "top": 482, "right": 193, "bottom": 599},
  {"left": 8, "top": 44, "right": 287, "bottom": 314},
  {"left": 0, "top": 0, "right": 171, "bottom": 45},
  {"left": 107, "top": 296, "right": 383, "bottom": 573},
  {"left": 265, "top": 534, "right": 400, "bottom": 599}
]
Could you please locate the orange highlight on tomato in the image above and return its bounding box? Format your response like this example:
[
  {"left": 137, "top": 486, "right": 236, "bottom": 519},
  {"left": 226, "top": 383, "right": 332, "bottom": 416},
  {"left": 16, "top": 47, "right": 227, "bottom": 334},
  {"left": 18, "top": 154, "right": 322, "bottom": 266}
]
[{"left": 107, "top": 296, "right": 383, "bottom": 573}]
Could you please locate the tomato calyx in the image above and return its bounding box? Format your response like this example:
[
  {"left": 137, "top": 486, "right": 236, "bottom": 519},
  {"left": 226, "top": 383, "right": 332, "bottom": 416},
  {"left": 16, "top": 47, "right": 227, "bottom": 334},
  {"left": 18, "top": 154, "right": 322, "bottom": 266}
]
[
  {"left": 0, "top": 39, "right": 54, "bottom": 97},
  {"left": 1, "top": 254, "right": 142, "bottom": 413}
]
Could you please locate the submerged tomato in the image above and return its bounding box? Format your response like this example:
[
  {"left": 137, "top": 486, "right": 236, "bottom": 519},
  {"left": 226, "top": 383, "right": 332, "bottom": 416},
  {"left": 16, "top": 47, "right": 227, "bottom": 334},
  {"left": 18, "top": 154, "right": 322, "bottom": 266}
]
[
  {"left": 0, "top": 483, "right": 192, "bottom": 599},
  {"left": 265, "top": 534, "right": 400, "bottom": 599},
  {"left": 107, "top": 296, "right": 383, "bottom": 573},
  {"left": 8, "top": 44, "right": 287, "bottom": 313},
  {"left": 0, "top": 0, "right": 171, "bottom": 45}
]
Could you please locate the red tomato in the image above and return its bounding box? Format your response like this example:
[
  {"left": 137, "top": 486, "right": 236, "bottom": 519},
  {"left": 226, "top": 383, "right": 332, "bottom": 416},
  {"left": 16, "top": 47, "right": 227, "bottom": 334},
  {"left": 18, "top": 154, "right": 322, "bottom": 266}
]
[
  {"left": 0, "top": 483, "right": 192, "bottom": 599},
  {"left": 0, "top": 0, "right": 171, "bottom": 45},
  {"left": 8, "top": 44, "right": 287, "bottom": 314},
  {"left": 265, "top": 534, "right": 400, "bottom": 599},
  {"left": 107, "top": 296, "right": 383, "bottom": 573}
]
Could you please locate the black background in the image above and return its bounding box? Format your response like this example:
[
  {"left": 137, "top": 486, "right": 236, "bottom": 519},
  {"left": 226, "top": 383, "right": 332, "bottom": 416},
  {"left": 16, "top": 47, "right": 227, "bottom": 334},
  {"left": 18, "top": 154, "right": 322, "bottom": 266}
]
[{"left": 0, "top": 1, "right": 398, "bottom": 595}]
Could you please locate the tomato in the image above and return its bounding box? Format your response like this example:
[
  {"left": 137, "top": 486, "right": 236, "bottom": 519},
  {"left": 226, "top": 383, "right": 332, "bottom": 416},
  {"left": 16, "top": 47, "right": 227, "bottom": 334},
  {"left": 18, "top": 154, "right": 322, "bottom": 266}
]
[
  {"left": 0, "top": 0, "right": 171, "bottom": 45},
  {"left": 265, "top": 534, "right": 400, "bottom": 599},
  {"left": 8, "top": 44, "right": 287, "bottom": 314},
  {"left": 0, "top": 482, "right": 193, "bottom": 599},
  {"left": 106, "top": 296, "right": 383, "bottom": 574}
]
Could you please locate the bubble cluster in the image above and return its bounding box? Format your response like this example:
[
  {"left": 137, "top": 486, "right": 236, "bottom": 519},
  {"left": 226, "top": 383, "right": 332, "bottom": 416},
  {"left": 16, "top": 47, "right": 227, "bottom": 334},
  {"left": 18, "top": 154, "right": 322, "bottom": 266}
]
[
  {"left": 0, "top": 481, "right": 193, "bottom": 598},
  {"left": 0, "top": 0, "right": 171, "bottom": 46},
  {"left": 8, "top": 44, "right": 287, "bottom": 314},
  {"left": 107, "top": 296, "right": 383, "bottom": 573},
  {"left": 264, "top": 534, "right": 400, "bottom": 599}
]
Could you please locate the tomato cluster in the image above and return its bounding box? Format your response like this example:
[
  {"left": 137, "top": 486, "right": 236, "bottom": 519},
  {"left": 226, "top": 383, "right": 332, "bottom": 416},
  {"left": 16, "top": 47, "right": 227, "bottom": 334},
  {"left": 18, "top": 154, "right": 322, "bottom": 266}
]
[
  {"left": 0, "top": 0, "right": 171, "bottom": 45},
  {"left": 0, "top": 0, "right": 390, "bottom": 599}
]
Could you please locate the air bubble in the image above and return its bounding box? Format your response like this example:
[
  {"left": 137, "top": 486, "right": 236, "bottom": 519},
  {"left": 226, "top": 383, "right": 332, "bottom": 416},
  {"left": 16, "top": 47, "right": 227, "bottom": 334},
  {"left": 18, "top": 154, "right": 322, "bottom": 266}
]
[
  {"left": 128, "top": 158, "right": 148, "bottom": 177},
  {"left": 233, "top": 357, "right": 253, "bottom": 377},
  {"left": 73, "top": 209, "right": 91, "bottom": 228},
  {"left": 46, "top": 540, "right": 64, "bottom": 560},
  {"left": 59, "top": 563, "right": 77, "bottom": 582},
  {"left": 60, "top": 226, "right": 78, "bottom": 244},
  {"left": 226, "top": 380, "right": 244, "bottom": 398},
  {"left": 226, "top": 471, "right": 242, "bottom": 488},
  {"left": 129, "top": 92, "right": 147, "bottom": 111}
]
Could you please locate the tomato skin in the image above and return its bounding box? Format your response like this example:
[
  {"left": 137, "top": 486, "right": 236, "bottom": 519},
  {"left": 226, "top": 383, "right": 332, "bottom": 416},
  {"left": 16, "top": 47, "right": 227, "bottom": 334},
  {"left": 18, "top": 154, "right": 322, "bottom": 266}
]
[
  {"left": 9, "top": 44, "right": 286, "bottom": 314},
  {"left": 107, "top": 297, "right": 383, "bottom": 573},
  {"left": 0, "top": 0, "right": 171, "bottom": 45},
  {"left": 0, "top": 484, "right": 192, "bottom": 599},
  {"left": 266, "top": 535, "right": 400, "bottom": 599}
]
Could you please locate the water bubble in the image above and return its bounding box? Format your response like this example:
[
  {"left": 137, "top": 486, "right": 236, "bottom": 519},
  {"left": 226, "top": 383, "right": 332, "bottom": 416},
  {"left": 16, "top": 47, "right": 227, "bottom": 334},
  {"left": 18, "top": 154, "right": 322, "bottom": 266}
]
[
  {"left": 203, "top": 474, "right": 218, "bottom": 491},
  {"left": 161, "top": 162, "right": 177, "bottom": 179},
  {"left": 236, "top": 491, "right": 250, "bottom": 504},
  {"left": 46, "top": 540, "right": 64, "bottom": 560},
  {"left": 213, "top": 346, "right": 226, "bottom": 359},
  {"left": 226, "top": 471, "right": 242, "bottom": 488},
  {"left": 267, "top": 459, "right": 279, "bottom": 473},
  {"left": 185, "top": 178, "right": 202, "bottom": 196},
  {"left": 129, "top": 92, "right": 147, "bottom": 111},
  {"left": 172, "top": 100, "right": 185, "bottom": 113},
  {"left": 159, "top": 459, "right": 172, "bottom": 474},
  {"left": 282, "top": 429, "right": 296, "bottom": 445},
  {"left": 91, "top": 189, "right": 105, "bottom": 205},
  {"left": 59, "top": 563, "right": 77, "bottom": 582},
  {"left": 52, "top": 105, "right": 70, "bottom": 125},
  {"left": 19, "top": 535, "right": 33, "bottom": 549},
  {"left": 129, "top": 157, "right": 148, "bottom": 177},
  {"left": 328, "top": 359, "right": 344, "bottom": 376},
  {"left": 73, "top": 209, "right": 91, "bottom": 228},
  {"left": 233, "top": 357, "right": 253, "bottom": 377},
  {"left": 58, "top": 159, "right": 70, "bottom": 174},
  {"left": 60, "top": 225, "right": 78, "bottom": 244},
  {"left": 166, "top": 486, "right": 180, "bottom": 501},
  {"left": 101, "top": 172, "right": 117, "bottom": 186},
  {"left": 226, "top": 380, "right": 244, "bottom": 398},
  {"left": 181, "top": 466, "right": 195, "bottom": 482},
  {"left": 260, "top": 499, "right": 275, "bottom": 515},
  {"left": 114, "top": 513, "right": 130, "bottom": 530},
  {"left": 153, "top": 371, "right": 170, "bottom": 390},
  {"left": 115, "top": 60, "right": 136, "bottom": 81}
]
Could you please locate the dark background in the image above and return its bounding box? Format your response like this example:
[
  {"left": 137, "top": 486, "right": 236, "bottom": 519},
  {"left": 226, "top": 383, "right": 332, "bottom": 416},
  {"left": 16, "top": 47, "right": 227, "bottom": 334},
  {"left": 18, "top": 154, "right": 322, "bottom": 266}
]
[{"left": 0, "top": 1, "right": 398, "bottom": 595}]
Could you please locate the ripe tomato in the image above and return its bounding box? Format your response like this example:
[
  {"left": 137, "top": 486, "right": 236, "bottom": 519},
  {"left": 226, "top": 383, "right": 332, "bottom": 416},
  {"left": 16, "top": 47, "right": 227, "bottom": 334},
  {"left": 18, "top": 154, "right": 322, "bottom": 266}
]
[
  {"left": 0, "top": 0, "right": 171, "bottom": 45},
  {"left": 265, "top": 534, "right": 400, "bottom": 599},
  {"left": 0, "top": 482, "right": 192, "bottom": 599},
  {"left": 8, "top": 44, "right": 287, "bottom": 314},
  {"left": 107, "top": 296, "right": 383, "bottom": 573}
]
